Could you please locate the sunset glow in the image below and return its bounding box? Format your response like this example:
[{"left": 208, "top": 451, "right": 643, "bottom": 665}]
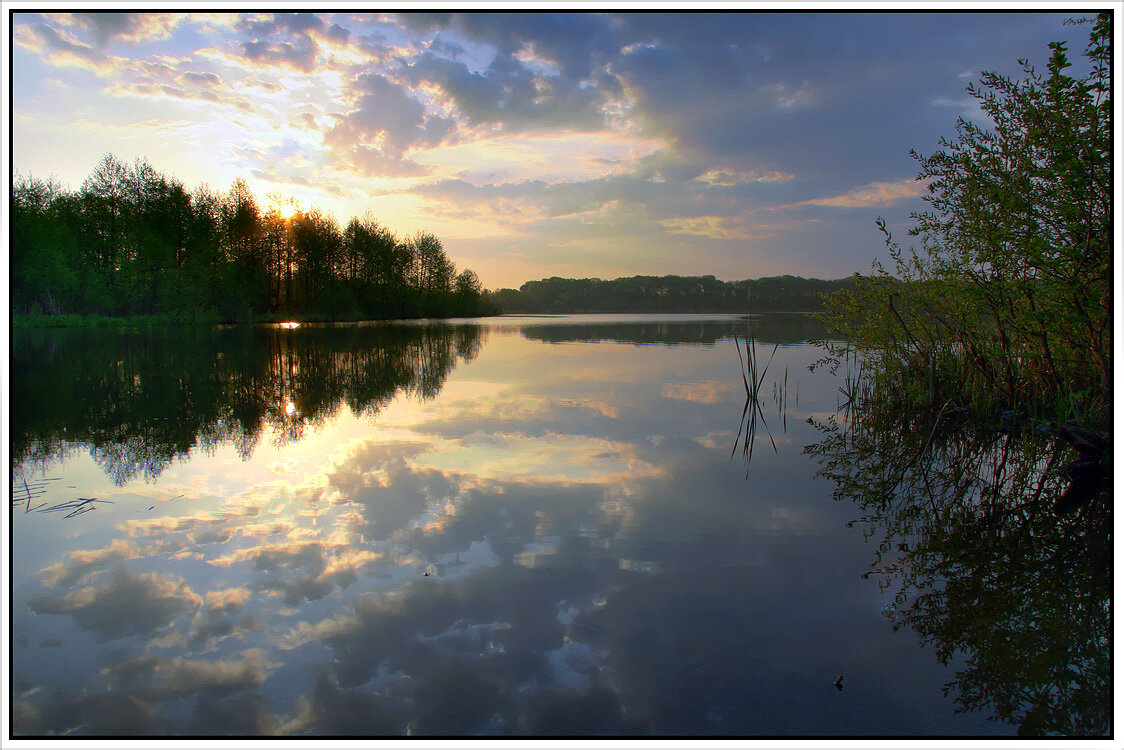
[{"left": 8, "top": 9, "right": 1084, "bottom": 288}]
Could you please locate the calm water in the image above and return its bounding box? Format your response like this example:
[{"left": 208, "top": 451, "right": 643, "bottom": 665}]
[{"left": 8, "top": 315, "right": 1102, "bottom": 737}]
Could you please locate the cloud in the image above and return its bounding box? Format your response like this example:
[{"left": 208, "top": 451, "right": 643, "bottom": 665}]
[
  {"left": 240, "top": 35, "right": 319, "bottom": 72},
  {"left": 326, "top": 73, "right": 430, "bottom": 150},
  {"left": 239, "top": 12, "right": 326, "bottom": 38},
  {"left": 64, "top": 12, "right": 187, "bottom": 47},
  {"left": 397, "top": 49, "right": 607, "bottom": 132},
  {"left": 231, "top": 13, "right": 354, "bottom": 73},
  {"left": 328, "top": 441, "right": 454, "bottom": 540},
  {"left": 205, "top": 587, "right": 252, "bottom": 614},
  {"left": 411, "top": 128, "right": 666, "bottom": 186},
  {"left": 13, "top": 19, "right": 119, "bottom": 73},
  {"left": 105, "top": 81, "right": 253, "bottom": 112},
  {"left": 278, "top": 671, "right": 406, "bottom": 735},
  {"left": 27, "top": 566, "right": 202, "bottom": 642},
  {"left": 323, "top": 73, "right": 454, "bottom": 176},
  {"left": 188, "top": 612, "right": 238, "bottom": 649},
  {"left": 38, "top": 538, "right": 143, "bottom": 588},
  {"left": 13, "top": 692, "right": 168, "bottom": 735},
  {"left": 213, "top": 539, "right": 379, "bottom": 606},
  {"left": 104, "top": 649, "right": 275, "bottom": 698},
  {"left": 179, "top": 70, "right": 223, "bottom": 87},
  {"left": 795, "top": 178, "right": 928, "bottom": 208},
  {"left": 124, "top": 504, "right": 262, "bottom": 544},
  {"left": 661, "top": 381, "right": 743, "bottom": 404},
  {"left": 694, "top": 167, "right": 794, "bottom": 187},
  {"left": 659, "top": 216, "right": 756, "bottom": 241}
]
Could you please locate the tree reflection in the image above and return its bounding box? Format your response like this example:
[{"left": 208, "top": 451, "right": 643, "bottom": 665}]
[
  {"left": 522, "top": 314, "right": 828, "bottom": 347},
  {"left": 11, "top": 323, "right": 484, "bottom": 485},
  {"left": 804, "top": 405, "right": 1110, "bottom": 735}
]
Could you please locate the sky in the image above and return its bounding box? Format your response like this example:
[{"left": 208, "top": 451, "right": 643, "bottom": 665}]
[{"left": 5, "top": 7, "right": 1096, "bottom": 289}]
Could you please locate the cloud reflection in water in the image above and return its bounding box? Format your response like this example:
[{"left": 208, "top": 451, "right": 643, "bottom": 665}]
[{"left": 11, "top": 315, "right": 1005, "bottom": 736}]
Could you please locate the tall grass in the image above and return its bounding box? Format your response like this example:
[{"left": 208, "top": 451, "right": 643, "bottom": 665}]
[{"left": 731, "top": 333, "right": 779, "bottom": 466}]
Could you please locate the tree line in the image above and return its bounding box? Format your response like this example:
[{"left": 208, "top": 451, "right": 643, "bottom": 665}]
[
  {"left": 489, "top": 274, "right": 856, "bottom": 313},
  {"left": 11, "top": 154, "right": 498, "bottom": 322}
]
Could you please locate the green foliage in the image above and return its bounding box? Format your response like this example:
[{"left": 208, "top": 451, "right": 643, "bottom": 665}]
[
  {"left": 805, "top": 17, "right": 1113, "bottom": 734},
  {"left": 818, "top": 14, "right": 1111, "bottom": 429},
  {"left": 11, "top": 158, "right": 495, "bottom": 324},
  {"left": 491, "top": 274, "right": 855, "bottom": 313}
]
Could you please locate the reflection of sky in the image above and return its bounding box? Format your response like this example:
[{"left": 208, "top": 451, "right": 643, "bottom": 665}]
[{"left": 10, "top": 315, "right": 1004, "bottom": 736}]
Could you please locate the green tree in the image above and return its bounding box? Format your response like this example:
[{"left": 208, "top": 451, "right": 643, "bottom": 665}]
[
  {"left": 820, "top": 13, "right": 1111, "bottom": 426},
  {"left": 11, "top": 157, "right": 493, "bottom": 323},
  {"left": 220, "top": 178, "right": 269, "bottom": 318},
  {"left": 290, "top": 207, "right": 343, "bottom": 313},
  {"left": 805, "top": 17, "right": 1113, "bottom": 734},
  {"left": 11, "top": 174, "right": 78, "bottom": 314}
]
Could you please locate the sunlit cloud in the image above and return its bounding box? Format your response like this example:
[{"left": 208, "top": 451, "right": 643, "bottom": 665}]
[
  {"left": 38, "top": 538, "right": 144, "bottom": 588},
  {"left": 205, "top": 587, "right": 253, "bottom": 614},
  {"left": 514, "top": 42, "right": 562, "bottom": 77},
  {"left": 694, "top": 167, "right": 795, "bottom": 186},
  {"left": 208, "top": 538, "right": 383, "bottom": 605},
  {"left": 659, "top": 215, "right": 756, "bottom": 240},
  {"left": 13, "top": 19, "right": 123, "bottom": 74},
  {"left": 105, "top": 80, "right": 253, "bottom": 111},
  {"left": 762, "top": 80, "right": 817, "bottom": 109},
  {"left": 11, "top": 11, "right": 1080, "bottom": 283},
  {"left": 795, "top": 178, "right": 928, "bottom": 208},
  {"left": 411, "top": 128, "right": 667, "bottom": 185},
  {"left": 419, "top": 432, "right": 664, "bottom": 486},
  {"left": 57, "top": 12, "right": 189, "bottom": 47}
]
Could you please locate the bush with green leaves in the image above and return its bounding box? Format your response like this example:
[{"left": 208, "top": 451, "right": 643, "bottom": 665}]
[{"left": 820, "top": 13, "right": 1111, "bottom": 428}]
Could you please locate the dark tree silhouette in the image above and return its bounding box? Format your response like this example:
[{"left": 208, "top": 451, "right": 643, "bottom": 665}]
[{"left": 11, "top": 158, "right": 497, "bottom": 322}]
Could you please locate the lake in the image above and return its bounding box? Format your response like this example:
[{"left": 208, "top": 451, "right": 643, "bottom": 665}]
[{"left": 8, "top": 314, "right": 1106, "bottom": 737}]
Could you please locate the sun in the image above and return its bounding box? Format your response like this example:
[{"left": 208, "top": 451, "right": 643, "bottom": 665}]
[{"left": 267, "top": 194, "right": 301, "bottom": 219}]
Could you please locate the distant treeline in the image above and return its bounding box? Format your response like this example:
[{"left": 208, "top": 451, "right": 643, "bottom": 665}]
[
  {"left": 489, "top": 275, "right": 856, "bottom": 313},
  {"left": 12, "top": 154, "right": 498, "bottom": 322}
]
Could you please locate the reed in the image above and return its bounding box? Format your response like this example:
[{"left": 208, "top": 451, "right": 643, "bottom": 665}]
[{"left": 732, "top": 332, "right": 780, "bottom": 467}]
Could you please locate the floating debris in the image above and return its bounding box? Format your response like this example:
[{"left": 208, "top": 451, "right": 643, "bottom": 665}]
[
  {"left": 36, "top": 497, "right": 113, "bottom": 519},
  {"left": 11, "top": 477, "right": 60, "bottom": 513}
]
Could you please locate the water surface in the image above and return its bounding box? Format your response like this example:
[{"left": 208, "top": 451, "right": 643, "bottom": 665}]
[{"left": 9, "top": 314, "right": 1053, "bottom": 736}]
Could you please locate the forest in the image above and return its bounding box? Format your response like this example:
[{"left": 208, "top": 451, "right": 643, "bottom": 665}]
[
  {"left": 490, "top": 274, "right": 856, "bottom": 313},
  {"left": 11, "top": 154, "right": 498, "bottom": 322}
]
